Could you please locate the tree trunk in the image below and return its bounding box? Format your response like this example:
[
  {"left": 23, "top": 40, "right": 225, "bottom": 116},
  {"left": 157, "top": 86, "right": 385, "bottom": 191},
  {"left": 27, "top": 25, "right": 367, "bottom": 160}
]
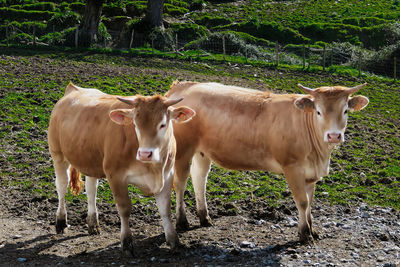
[
  {"left": 79, "top": 0, "right": 104, "bottom": 47},
  {"left": 146, "top": 0, "right": 164, "bottom": 28}
]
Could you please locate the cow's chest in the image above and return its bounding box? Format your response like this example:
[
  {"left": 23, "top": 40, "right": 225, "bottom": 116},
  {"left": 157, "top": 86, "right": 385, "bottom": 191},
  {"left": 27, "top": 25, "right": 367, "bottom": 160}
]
[{"left": 124, "top": 164, "right": 168, "bottom": 196}]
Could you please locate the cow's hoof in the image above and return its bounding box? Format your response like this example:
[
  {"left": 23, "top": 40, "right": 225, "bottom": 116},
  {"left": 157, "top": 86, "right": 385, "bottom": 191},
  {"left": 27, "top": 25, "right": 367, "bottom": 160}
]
[
  {"left": 175, "top": 220, "right": 190, "bottom": 232},
  {"left": 311, "top": 229, "right": 320, "bottom": 239},
  {"left": 88, "top": 224, "right": 101, "bottom": 235},
  {"left": 122, "top": 236, "right": 134, "bottom": 256},
  {"left": 176, "top": 218, "right": 190, "bottom": 231},
  {"left": 87, "top": 215, "right": 101, "bottom": 235},
  {"left": 166, "top": 234, "right": 179, "bottom": 249},
  {"left": 55, "top": 218, "right": 68, "bottom": 234},
  {"left": 200, "top": 216, "right": 213, "bottom": 227}
]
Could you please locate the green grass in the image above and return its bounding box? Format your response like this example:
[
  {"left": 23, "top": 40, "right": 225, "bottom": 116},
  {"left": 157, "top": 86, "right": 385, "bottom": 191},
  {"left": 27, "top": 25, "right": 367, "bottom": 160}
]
[{"left": 0, "top": 46, "right": 398, "bottom": 212}]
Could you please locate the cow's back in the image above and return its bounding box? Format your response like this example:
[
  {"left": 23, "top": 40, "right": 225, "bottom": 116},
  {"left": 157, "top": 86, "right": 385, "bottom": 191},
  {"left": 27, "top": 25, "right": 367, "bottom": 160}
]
[
  {"left": 48, "top": 89, "right": 138, "bottom": 178},
  {"left": 169, "top": 82, "right": 312, "bottom": 172}
]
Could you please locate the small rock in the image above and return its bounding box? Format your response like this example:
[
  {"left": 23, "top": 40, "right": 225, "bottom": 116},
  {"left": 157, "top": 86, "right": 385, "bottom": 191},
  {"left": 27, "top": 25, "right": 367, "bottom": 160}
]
[
  {"left": 17, "top": 258, "right": 27, "bottom": 262},
  {"left": 303, "top": 259, "right": 311, "bottom": 264},
  {"left": 361, "top": 212, "right": 370, "bottom": 218},
  {"left": 13, "top": 235, "right": 22, "bottom": 239},
  {"left": 321, "top": 191, "right": 329, "bottom": 196},
  {"left": 286, "top": 217, "right": 298, "bottom": 227},
  {"left": 382, "top": 264, "right": 396, "bottom": 267},
  {"left": 240, "top": 241, "right": 255, "bottom": 248},
  {"left": 352, "top": 252, "right": 359, "bottom": 259},
  {"left": 377, "top": 256, "right": 385, "bottom": 262},
  {"left": 255, "top": 219, "right": 265, "bottom": 225}
]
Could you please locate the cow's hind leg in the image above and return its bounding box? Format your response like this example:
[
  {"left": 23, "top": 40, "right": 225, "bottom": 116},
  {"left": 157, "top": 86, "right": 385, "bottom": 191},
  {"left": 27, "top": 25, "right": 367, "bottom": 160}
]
[
  {"left": 53, "top": 157, "right": 69, "bottom": 234},
  {"left": 155, "top": 170, "right": 178, "bottom": 248},
  {"left": 108, "top": 177, "right": 133, "bottom": 255},
  {"left": 86, "top": 176, "right": 100, "bottom": 235},
  {"left": 174, "top": 157, "right": 191, "bottom": 231},
  {"left": 190, "top": 152, "right": 212, "bottom": 227},
  {"left": 284, "top": 166, "right": 312, "bottom": 242}
]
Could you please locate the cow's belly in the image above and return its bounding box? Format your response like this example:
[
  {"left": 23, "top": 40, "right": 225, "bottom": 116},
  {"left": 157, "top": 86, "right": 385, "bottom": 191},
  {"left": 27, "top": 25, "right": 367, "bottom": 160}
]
[{"left": 202, "top": 145, "right": 283, "bottom": 173}]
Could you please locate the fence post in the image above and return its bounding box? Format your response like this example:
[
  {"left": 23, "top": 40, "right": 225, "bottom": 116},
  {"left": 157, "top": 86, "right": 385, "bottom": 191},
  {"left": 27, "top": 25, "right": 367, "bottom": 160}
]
[
  {"left": 75, "top": 24, "right": 79, "bottom": 48},
  {"left": 32, "top": 25, "right": 36, "bottom": 46},
  {"left": 275, "top": 42, "right": 279, "bottom": 66},
  {"left": 323, "top": 45, "right": 326, "bottom": 71},
  {"left": 302, "top": 44, "right": 305, "bottom": 69},
  {"left": 245, "top": 46, "right": 248, "bottom": 63},
  {"left": 129, "top": 29, "right": 134, "bottom": 49},
  {"left": 151, "top": 38, "right": 154, "bottom": 55},
  {"left": 394, "top": 57, "right": 397, "bottom": 82},
  {"left": 358, "top": 51, "right": 362, "bottom": 77},
  {"left": 222, "top": 35, "right": 226, "bottom": 62},
  {"left": 6, "top": 24, "right": 8, "bottom": 47},
  {"left": 175, "top": 34, "right": 178, "bottom": 57}
]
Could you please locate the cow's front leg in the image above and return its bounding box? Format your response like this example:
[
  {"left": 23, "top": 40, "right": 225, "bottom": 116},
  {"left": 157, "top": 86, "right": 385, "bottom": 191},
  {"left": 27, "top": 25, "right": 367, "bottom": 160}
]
[
  {"left": 108, "top": 177, "right": 133, "bottom": 255},
  {"left": 284, "top": 166, "right": 313, "bottom": 242},
  {"left": 86, "top": 176, "right": 100, "bottom": 235},
  {"left": 306, "top": 181, "right": 319, "bottom": 239},
  {"left": 54, "top": 159, "right": 69, "bottom": 234},
  {"left": 155, "top": 170, "right": 179, "bottom": 248}
]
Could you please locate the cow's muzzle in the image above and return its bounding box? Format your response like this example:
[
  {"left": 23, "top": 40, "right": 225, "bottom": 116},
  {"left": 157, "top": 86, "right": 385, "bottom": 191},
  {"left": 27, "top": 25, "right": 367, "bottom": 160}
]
[
  {"left": 137, "top": 148, "right": 160, "bottom": 162},
  {"left": 326, "top": 132, "right": 343, "bottom": 143}
]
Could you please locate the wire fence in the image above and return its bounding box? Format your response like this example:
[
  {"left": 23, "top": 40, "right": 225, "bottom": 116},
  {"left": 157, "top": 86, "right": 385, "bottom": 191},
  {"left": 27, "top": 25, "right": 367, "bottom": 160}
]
[{"left": 2, "top": 23, "right": 400, "bottom": 81}]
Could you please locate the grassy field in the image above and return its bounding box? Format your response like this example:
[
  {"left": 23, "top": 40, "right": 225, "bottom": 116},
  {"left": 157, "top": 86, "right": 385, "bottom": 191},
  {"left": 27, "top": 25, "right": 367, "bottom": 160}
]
[{"left": 0, "top": 47, "right": 399, "bottom": 213}]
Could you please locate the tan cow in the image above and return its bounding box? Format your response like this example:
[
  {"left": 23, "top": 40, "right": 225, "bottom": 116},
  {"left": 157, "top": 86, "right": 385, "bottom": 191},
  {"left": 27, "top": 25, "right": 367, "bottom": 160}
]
[
  {"left": 166, "top": 81, "right": 369, "bottom": 241},
  {"left": 48, "top": 83, "right": 195, "bottom": 254}
]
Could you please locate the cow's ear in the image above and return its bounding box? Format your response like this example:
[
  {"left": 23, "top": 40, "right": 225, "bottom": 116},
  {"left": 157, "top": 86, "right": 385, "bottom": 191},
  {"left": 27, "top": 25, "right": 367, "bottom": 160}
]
[
  {"left": 170, "top": 106, "right": 196, "bottom": 123},
  {"left": 109, "top": 109, "right": 133, "bottom": 125},
  {"left": 294, "top": 97, "right": 315, "bottom": 112},
  {"left": 348, "top": 95, "right": 369, "bottom": 111}
]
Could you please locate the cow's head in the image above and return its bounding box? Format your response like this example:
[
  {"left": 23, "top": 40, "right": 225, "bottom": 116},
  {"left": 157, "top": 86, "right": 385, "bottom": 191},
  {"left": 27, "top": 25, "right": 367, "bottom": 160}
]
[
  {"left": 295, "top": 83, "right": 369, "bottom": 144},
  {"left": 109, "top": 95, "right": 196, "bottom": 163}
]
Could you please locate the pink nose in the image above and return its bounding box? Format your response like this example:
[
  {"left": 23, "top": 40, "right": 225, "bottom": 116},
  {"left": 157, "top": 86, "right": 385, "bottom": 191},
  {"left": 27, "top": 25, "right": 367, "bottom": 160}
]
[
  {"left": 138, "top": 151, "right": 153, "bottom": 160},
  {"left": 327, "top": 133, "right": 341, "bottom": 143}
]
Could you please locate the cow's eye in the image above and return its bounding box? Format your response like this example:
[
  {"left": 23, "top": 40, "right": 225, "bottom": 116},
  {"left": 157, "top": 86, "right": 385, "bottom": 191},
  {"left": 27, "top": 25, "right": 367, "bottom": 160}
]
[
  {"left": 159, "top": 124, "right": 166, "bottom": 129},
  {"left": 344, "top": 109, "right": 348, "bottom": 114},
  {"left": 317, "top": 111, "right": 321, "bottom": 116}
]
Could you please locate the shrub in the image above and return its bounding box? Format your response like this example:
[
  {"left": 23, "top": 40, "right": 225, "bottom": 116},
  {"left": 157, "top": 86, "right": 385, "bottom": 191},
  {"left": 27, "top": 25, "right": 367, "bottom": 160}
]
[
  {"left": 3, "top": 21, "right": 47, "bottom": 36},
  {"left": 103, "top": 3, "right": 126, "bottom": 17},
  {"left": 69, "top": 2, "right": 85, "bottom": 14},
  {"left": 39, "top": 31, "right": 65, "bottom": 45},
  {"left": 47, "top": 10, "right": 80, "bottom": 32},
  {"left": 10, "top": 2, "right": 57, "bottom": 12},
  {"left": 194, "top": 15, "right": 232, "bottom": 28},
  {"left": 0, "top": 7, "right": 56, "bottom": 21},
  {"left": 169, "top": 23, "right": 208, "bottom": 42},
  {"left": 342, "top": 17, "right": 389, "bottom": 27},
  {"left": 163, "top": 4, "right": 188, "bottom": 16},
  {"left": 126, "top": 1, "right": 146, "bottom": 17},
  {"left": 165, "top": 0, "right": 189, "bottom": 9},
  {"left": 218, "top": 20, "right": 309, "bottom": 45}
]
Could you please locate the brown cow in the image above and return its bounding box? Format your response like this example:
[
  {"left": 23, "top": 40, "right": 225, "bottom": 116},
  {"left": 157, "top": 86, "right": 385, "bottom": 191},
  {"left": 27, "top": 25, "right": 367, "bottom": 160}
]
[
  {"left": 48, "top": 82, "right": 195, "bottom": 254},
  {"left": 166, "top": 81, "right": 369, "bottom": 241}
]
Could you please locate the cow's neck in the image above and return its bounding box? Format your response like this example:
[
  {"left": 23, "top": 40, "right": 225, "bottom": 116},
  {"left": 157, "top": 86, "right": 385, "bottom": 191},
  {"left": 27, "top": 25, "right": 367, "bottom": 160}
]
[{"left": 305, "top": 112, "right": 334, "bottom": 177}]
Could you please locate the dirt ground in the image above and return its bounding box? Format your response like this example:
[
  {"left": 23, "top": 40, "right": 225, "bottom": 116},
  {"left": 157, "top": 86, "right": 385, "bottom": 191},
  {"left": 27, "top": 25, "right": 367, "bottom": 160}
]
[
  {"left": 0, "top": 53, "right": 399, "bottom": 266},
  {"left": 0, "top": 188, "right": 399, "bottom": 266}
]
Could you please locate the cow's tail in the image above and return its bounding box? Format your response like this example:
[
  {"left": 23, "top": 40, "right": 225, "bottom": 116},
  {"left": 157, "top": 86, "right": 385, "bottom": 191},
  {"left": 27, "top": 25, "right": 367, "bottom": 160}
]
[{"left": 69, "top": 166, "right": 84, "bottom": 195}]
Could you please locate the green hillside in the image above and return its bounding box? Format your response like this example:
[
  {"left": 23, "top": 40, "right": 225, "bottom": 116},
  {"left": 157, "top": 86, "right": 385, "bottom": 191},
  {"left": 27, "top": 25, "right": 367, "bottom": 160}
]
[{"left": 0, "top": 0, "right": 400, "bottom": 77}]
